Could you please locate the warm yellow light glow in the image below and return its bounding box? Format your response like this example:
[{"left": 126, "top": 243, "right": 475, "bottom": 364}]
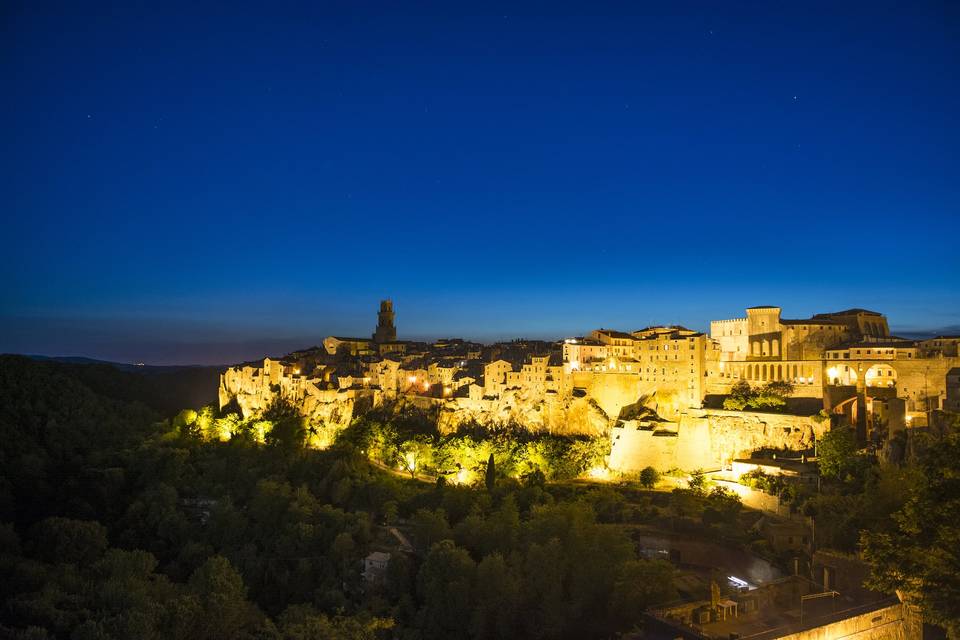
[
  {"left": 408, "top": 375, "right": 417, "bottom": 383},
  {"left": 588, "top": 465, "right": 610, "bottom": 480},
  {"left": 405, "top": 452, "right": 417, "bottom": 471},
  {"left": 456, "top": 467, "right": 472, "bottom": 485},
  {"left": 827, "top": 366, "right": 839, "bottom": 381},
  {"left": 293, "top": 368, "right": 301, "bottom": 375},
  {"left": 569, "top": 360, "right": 580, "bottom": 371},
  {"left": 443, "top": 386, "right": 451, "bottom": 396},
  {"left": 422, "top": 381, "right": 430, "bottom": 391},
  {"left": 608, "top": 358, "right": 616, "bottom": 370}
]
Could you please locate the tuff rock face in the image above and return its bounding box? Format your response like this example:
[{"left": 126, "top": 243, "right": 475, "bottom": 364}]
[
  {"left": 220, "top": 360, "right": 829, "bottom": 472},
  {"left": 437, "top": 389, "right": 611, "bottom": 437},
  {"left": 219, "top": 363, "right": 370, "bottom": 432},
  {"left": 609, "top": 409, "right": 830, "bottom": 472}
]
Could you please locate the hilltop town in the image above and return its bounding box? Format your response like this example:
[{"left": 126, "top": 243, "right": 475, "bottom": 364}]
[{"left": 219, "top": 300, "right": 960, "bottom": 472}]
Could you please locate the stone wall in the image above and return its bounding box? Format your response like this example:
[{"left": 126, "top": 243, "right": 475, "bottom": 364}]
[
  {"left": 222, "top": 361, "right": 829, "bottom": 469},
  {"left": 219, "top": 359, "right": 377, "bottom": 431},
  {"left": 776, "top": 600, "right": 918, "bottom": 640},
  {"left": 571, "top": 371, "right": 687, "bottom": 420},
  {"left": 609, "top": 409, "right": 827, "bottom": 472},
  {"left": 436, "top": 389, "right": 610, "bottom": 436}
]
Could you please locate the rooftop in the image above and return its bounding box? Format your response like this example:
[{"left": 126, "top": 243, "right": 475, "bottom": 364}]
[
  {"left": 646, "top": 574, "right": 902, "bottom": 640},
  {"left": 779, "top": 318, "right": 843, "bottom": 326},
  {"left": 813, "top": 308, "right": 884, "bottom": 317},
  {"left": 594, "top": 328, "right": 638, "bottom": 341},
  {"left": 828, "top": 340, "right": 917, "bottom": 350}
]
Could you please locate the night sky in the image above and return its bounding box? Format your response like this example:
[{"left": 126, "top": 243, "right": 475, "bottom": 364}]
[{"left": 2, "top": 2, "right": 958, "bottom": 365}]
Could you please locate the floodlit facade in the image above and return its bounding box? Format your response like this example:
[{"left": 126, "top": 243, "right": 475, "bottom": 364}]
[{"left": 220, "top": 301, "right": 960, "bottom": 469}]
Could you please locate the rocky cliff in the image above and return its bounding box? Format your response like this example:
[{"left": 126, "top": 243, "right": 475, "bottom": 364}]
[
  {"left": 609, "top": 409, "right": 829, "bottom": 472},
  {"left": 220, "top": 360, "right": 827, "bottom": 467},
  {"left": 437, "top": 389, "right": 611, "bottom": 436}
]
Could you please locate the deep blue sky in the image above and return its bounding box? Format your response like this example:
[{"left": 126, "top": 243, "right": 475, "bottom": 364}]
[{"left": 2, "top": 1, "right": 958, "bottom": 364}]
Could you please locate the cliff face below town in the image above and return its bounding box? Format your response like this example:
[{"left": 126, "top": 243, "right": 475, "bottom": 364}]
[
  {"left": 219, "top": 363, "right": 375, "bottom": 433},
  {"left": 219, "top": 364, "right": 612, "bottom": 437},
  {"left": 609, "top": 410, "right": 829, "bottom": 472},
  {"left": 219, "top": 362, "right": 827, "bottom": 469},
  {"left": 437, "top": 389, "right": 611, "bottom": 436}
]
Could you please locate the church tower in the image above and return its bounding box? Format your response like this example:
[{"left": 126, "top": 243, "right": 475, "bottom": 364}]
[{"left": 373, "top": 299, "right": 397, "bottom": 343}]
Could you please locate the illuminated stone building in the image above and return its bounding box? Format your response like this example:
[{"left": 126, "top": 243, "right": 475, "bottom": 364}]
[
  {"left": 324, "top": 299, "right": 398, "bottom": 356},
  {"left": 373, "top": 299, "right": 397, "bottom": 343},
  {"left": 221, "top": 300, "right": 960, "bottom": 471}
]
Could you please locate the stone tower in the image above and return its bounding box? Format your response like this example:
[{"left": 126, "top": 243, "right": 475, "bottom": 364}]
[{"left": 373, "top": 299, "right": 397, "bottom": 343}]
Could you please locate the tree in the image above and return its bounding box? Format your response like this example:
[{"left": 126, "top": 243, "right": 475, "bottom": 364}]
[
  {"left": 761, "top": 380, "right": 794, "bottom": 398},
  {"left": 861, "top": 430, "right": 960, "bottom": 638},
  {"left": 818, "top": 427, "right": 858, "bottom": 480},
  {"left": 401, "top": 435, "right": 434, "bottom": 479},
  {"left": 723, "top": 381, "right": 753, "bottom": 410},
  {"left": 417, "top": 540, "right": 476, "bottom": 640},
  {"left": 608, "top": 559, "right": 677, "bottom": 629},
  {"left": 688, "top": 469, "right": 707, "bottom": 496},
  {"left": 471, "top": 553, "right": 520, "bottom": 640},
  {"left": 522, "top": 539, "right": 567, "bottom": 640},
  {"left": 186, "top": 555, "right": 253, "bottom": 640},
  {"left": 279, "top": 603, "right": 393, "bottom": 640},
  {"left": 485, "top": 453, "right": 496, "bottom": 492},
  {"left": 412, "top": 508, "right": 452, "bottom": 552},
  {"left": 639, "top": 466, "right": 660, "bottom": 489},
  {"left": 29, "top": 517, "right": 107, "bottom": 566},
  {"left": 723, "top": 380, "right": 793, "bottom": 411},
  {"left": 265, "top": 415, "right": 307, "bottom": 454},
  {"left": 702, "top": 487, "right": 742, "bottom": 528}
]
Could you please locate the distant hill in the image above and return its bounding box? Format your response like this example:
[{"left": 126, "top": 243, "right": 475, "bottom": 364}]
[
  {"left": 26, "top": 354, "right": 225, "bottom": 373},
  {"left": 9, "top": 354, "right": 226, "bottom": 415}
]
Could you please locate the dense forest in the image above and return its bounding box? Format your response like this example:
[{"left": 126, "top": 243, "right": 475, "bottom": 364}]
[
  {"left": 0, "top": 356, "right": 681, "bottom": 639},
  {"left": 1, "top": 354, "right": 957, "bottom": 639}
]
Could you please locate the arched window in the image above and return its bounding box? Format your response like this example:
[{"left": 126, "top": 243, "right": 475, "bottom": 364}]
[
  {"left": 772, "top": 339, "right": 780, "bottom": 357},
  {"left": 762, "top": 339, "right": 769, "bottom": 356}
]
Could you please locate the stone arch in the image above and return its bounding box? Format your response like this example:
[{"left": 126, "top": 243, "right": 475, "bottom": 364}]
[
  {"left": 772, "top": 338, "right": 780, "bottom": 357},
  {"left": 752, "top": 341, "right": 760, "bottom": 356},
  {"left": 833, "top": 396, "right": 858, "bottom": 415},
  {"left": 865, "top": 364, "right": 897, "bottom": 388},
  {"left": 762, "top": 364, "right": 767, "bottom": 380},
  {"left": 777, "top": 364, "right": 783, "bottom": 380},
  {"left": 762, "top": 339, "right": 769, "bottom": 356}
]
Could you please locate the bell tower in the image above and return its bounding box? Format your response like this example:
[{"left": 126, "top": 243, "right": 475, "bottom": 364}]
[{"left": 373, "top": 299, "right": 397, "bottom": 343}]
